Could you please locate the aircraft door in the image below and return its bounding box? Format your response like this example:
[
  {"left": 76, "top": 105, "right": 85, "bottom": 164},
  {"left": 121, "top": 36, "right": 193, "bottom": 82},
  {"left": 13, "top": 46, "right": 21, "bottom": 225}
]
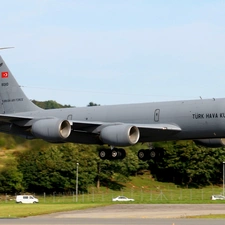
[{"left": 154, "top": 109, "right": 160, "bottom": 122}]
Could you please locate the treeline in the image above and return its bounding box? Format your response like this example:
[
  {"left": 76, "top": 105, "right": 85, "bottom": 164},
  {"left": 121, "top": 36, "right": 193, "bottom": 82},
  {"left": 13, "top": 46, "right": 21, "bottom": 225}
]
[
  {"left": 32, "top": 100, "right": 72, "bottom": 109},
  {"left": 0, "top": 139, "right": 225, "bottom": 193},
  {"left": 31, "top": 100, "right": 99, "bottom": 109},
  {"left": 0, "top": 142, "right": 148, "bottom": 193},
  {"left": 150, "top": 141, "right": 225, "bottom": 188}
]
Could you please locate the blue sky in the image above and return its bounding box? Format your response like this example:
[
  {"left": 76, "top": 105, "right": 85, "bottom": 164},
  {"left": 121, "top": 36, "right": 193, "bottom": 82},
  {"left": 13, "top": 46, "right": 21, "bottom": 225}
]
[{"left": 1, "top": 0, "right": 225, "bottom": 107}]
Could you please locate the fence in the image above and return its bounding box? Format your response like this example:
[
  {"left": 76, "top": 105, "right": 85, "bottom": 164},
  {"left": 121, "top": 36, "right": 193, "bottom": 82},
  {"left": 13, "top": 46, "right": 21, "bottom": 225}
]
[{"left": 1, "top": 186, "right": 223, "bottom": 203}]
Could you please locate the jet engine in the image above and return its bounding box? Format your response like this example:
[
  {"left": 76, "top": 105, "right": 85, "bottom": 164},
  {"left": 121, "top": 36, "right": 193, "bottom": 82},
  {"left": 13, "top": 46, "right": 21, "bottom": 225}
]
[
  {"left": 100, "top": 124, "right": 140, "bottom": 146},
  {"left": 31, "top": 118, "right": 71, "bottom": 142},
  {"left": 194, "top": 138, "right": 225, "bottom": 148}
]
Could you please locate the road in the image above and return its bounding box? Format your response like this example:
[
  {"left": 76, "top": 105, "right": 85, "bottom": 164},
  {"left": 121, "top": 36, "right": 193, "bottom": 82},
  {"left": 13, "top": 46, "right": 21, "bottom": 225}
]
[{"left": 0, "top": 204, "right": 225, "bottom": 225}]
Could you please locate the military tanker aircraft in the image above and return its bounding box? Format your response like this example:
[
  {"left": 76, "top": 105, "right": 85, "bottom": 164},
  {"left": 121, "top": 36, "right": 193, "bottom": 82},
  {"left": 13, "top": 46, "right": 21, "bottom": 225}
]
[{"left": 0, "top": 52, "right": 224, "bottom": 160}]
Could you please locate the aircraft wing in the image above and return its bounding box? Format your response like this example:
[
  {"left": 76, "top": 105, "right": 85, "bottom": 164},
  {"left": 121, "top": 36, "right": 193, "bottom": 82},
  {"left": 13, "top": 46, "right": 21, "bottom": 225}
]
[
  {"left": 71, "top": 121, "right": 181, "bottom": 143},
  {"left": 71, "top": 120, "right": 181, "bottom": 133},
  {"left": 0, "top": 114, "right": 181, "bottom": 133},
  {"left": 0, "top": 113, "right": 182, "bottom": 142}
]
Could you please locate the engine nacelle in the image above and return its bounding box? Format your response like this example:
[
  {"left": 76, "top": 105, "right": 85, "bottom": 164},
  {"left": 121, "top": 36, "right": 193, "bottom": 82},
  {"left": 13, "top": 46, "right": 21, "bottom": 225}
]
[
  {"left": 100, "top": 124, "right": 140, "bottom": 146},
  {"left": 31, "top": 118, "right": 71, "bottom": 142},
  {"left": 194, "top": 138, "right": 225, "bottom": 148}
]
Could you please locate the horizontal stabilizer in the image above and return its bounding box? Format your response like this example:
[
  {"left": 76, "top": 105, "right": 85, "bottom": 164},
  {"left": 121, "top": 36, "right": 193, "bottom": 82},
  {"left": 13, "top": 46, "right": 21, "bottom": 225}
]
[{"left": 0, "top": 114, "right": 33, "bottom": 123}]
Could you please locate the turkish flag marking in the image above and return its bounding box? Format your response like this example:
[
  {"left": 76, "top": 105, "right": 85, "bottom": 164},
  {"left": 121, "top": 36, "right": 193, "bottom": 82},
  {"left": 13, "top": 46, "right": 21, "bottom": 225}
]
[{"left": 1, "top": 72, "right": 8, "bottom": 78}]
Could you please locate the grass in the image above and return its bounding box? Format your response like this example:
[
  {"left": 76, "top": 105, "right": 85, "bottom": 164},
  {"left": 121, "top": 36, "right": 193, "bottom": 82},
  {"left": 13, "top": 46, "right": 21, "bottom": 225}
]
[
  {"left": 0, "top": 146, "right": 27, "bottom": 168},
  {"left": 73, "top": 174, "right": 224, "bottom": 204},
  {"left": 0, "top": 203, "right": 108, "bottom": 218},
  {"left": 187, "top": 214, "right": 225, "bottom": 219},
  {"left": 1, "top": 174, "right": 225, "bottom": 204}
]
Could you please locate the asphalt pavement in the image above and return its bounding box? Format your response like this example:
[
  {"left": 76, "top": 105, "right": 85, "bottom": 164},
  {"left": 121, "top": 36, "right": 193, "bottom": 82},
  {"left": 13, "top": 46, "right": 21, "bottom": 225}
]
[{"left": 0, "top": 204, "right": 225, "bottom": 225}]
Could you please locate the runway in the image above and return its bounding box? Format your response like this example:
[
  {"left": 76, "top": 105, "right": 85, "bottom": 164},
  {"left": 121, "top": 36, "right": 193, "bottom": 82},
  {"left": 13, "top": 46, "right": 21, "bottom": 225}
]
[
  {"left": 1, "top": 218, "right": 225, "bottom": 225},
  {"left": 0, "top": 204, "right": 225, "bottom": 225}
]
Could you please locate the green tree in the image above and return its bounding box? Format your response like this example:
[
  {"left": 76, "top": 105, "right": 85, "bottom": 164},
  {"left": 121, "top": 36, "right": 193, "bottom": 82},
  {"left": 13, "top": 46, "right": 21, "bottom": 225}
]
[
  {"left": 149, "top": 141, "right": 225, "bottom": 187},
  {"left": 32, "top": 100, "right": 72, "bottom": 109},
  {"left": 87, "top": 102, "right": 100, "bottom": 107},
  {"left": 16, "top": 144, "right": 99, "bottom": 193},
  {"left": 0, "top": 162, "right": 23, "bottom": 193}
]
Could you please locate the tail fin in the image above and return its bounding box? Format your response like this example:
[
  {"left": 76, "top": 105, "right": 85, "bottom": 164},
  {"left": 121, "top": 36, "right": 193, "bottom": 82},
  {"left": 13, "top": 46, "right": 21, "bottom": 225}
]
[{"left": 0, "top": 56, "right": 40, "bottom": 114}]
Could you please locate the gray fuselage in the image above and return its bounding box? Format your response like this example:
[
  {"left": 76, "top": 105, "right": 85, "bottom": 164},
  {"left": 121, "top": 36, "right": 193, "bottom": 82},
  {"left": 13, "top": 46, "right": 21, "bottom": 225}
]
[{"left": 14, "top": 98, "right": 225, "bottom": 143}]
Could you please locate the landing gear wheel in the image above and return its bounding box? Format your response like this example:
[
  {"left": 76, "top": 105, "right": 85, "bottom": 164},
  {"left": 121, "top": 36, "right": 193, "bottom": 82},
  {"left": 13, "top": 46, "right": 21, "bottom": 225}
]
[
  {"left": 111, "top": 149, "right": 118, "bottom": 159},
  {"left": 111, "top": 148, "right": 126, "bottom": 159},
  {"left": 138, "top": 149, "right": 146, "bottom": 160},
  {"left": 138, "top": 149, "right": 150, "bottom": 160},
  {"left": 99, "top": 149, "right": 110, "bottom": 160},
  {"left": 149, "top": 150, "right": 156, "bottom": 159},
  {"left": 117, "top": 148, "right": 126, "bottom": 159}
]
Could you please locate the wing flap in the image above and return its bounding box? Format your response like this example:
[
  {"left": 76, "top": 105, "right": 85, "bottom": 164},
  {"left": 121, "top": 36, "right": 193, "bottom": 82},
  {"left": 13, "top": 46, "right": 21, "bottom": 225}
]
[{"left": 136, "top": 123, "right": 181, "bottom": 131}]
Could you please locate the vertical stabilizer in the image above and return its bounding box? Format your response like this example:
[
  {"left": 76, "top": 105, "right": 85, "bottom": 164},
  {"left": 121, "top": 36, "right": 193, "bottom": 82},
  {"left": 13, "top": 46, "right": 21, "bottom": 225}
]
[{"left": 0, "top": 56, "right": 40, "bottom": 114}]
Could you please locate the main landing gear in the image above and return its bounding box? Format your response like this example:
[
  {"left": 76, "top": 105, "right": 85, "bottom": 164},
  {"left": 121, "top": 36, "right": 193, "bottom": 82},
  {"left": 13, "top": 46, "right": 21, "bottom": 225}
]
[
  {"left": 98, "top": 147, "right": 164, "bottom": 161},
  {"left": 98, "top": 148, "right": 126, "bottom": 160},
  {"left": 137, "top": 148, "right": 164, "bottom": 161}
]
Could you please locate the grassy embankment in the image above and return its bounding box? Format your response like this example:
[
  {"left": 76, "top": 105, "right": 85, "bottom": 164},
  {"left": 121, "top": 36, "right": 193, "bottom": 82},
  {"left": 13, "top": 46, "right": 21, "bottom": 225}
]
[{"left": 0, "top": 174, "right": 225, "bottom": 218}]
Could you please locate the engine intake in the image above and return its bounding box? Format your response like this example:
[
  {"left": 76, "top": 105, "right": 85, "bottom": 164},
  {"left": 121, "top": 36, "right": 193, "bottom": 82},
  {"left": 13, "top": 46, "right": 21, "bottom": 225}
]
[
  {"left": 31, "top": 118, "right": 71, "bottom": 142},
  {"left": 100, "top": 124, "right": 140, "bottom": 146}
]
